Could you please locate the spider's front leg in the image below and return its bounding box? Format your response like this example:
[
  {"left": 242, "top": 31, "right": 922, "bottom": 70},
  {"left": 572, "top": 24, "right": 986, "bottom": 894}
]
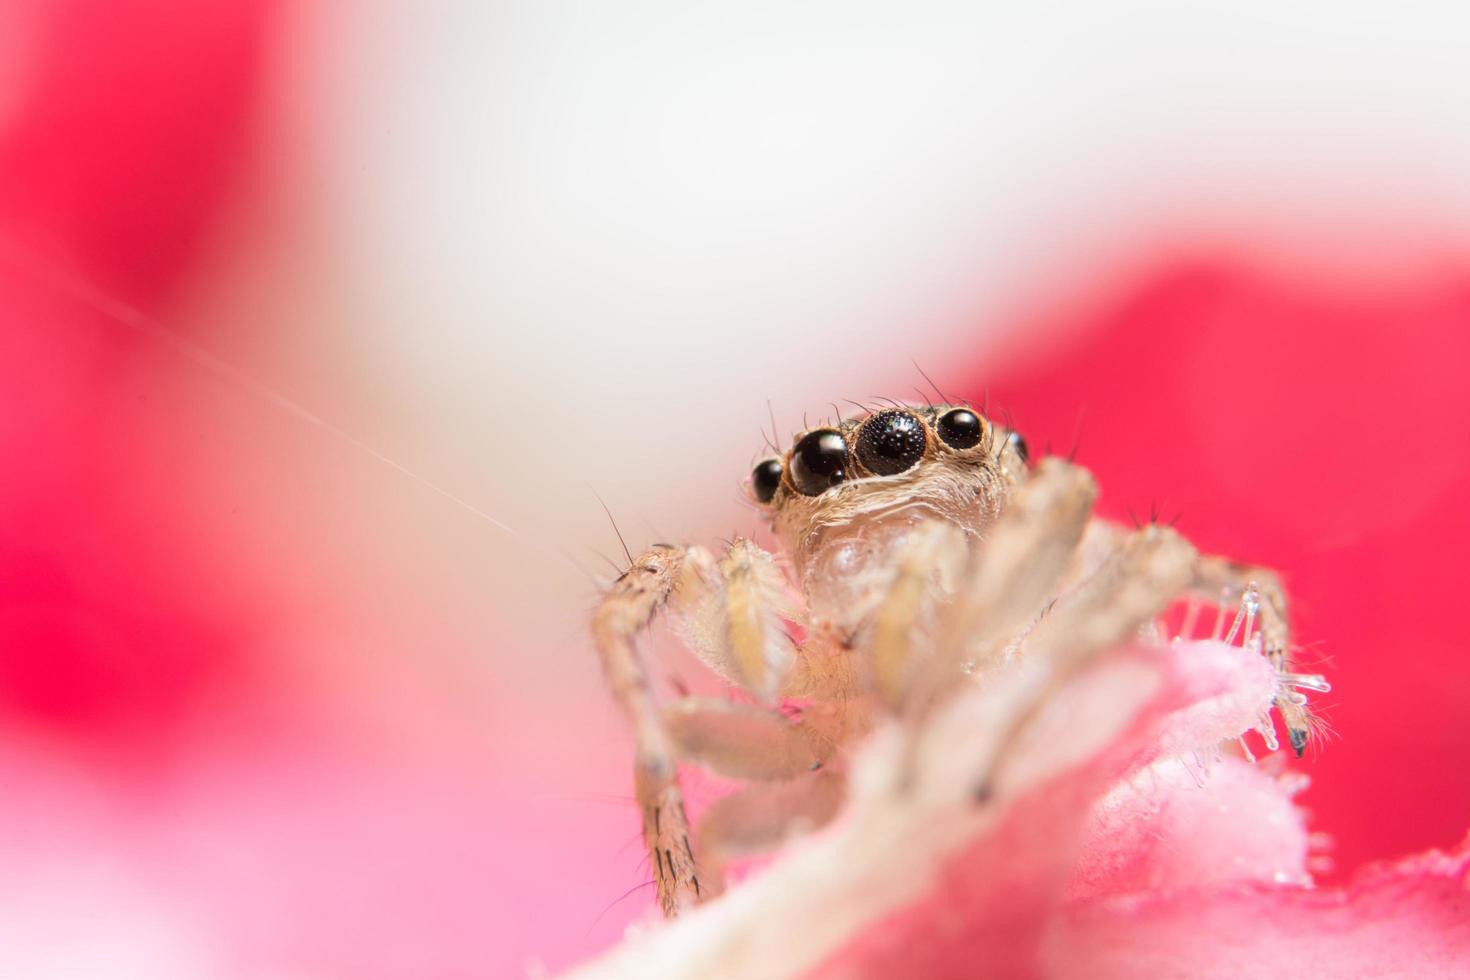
[
  {"left": 863, "top": 460, "right": 1098, "bottom": 793},
  {"left": 900, "top": 458, "right": 1100, "bottom": 722},
  {"left": 661, "top": 696, "right": 840, "bottom": 898},
  {"left": 592, "top": 538, "right": 808, "bottom": 917},
  {"left": 1192, "top": 556, "right": 1314, "bottom": 754},
  {"left": 893, "top": 458, "right": 1193, "bottom": 797},
  {"left": 591, "top": 546, "right": 708, "bottom": 917},
  {"left": 1081, "top": 527, "right": 1316, "bottom": 755},
  {"left": 973, "top": 521, "right": 1199, "bottom": 798}
]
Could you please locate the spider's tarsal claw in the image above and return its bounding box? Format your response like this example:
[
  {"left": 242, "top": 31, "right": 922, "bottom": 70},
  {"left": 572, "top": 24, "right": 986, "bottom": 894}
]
[{"left": 1289, "top": 727, "right": 1309, "bottom": 757}]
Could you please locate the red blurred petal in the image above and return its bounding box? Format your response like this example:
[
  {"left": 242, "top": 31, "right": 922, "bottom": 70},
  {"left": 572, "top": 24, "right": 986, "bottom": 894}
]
[{"left": 0, "top": 0, "right": 276, "bottom": 305}]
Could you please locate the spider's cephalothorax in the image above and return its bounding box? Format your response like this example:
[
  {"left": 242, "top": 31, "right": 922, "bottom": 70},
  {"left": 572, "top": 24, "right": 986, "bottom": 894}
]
[
  {"left": 755, "top": 406, "right": 1029, "bottom": 627},
  {"left": 592, "top": 401, "right": 1312, "bottom": 918}
]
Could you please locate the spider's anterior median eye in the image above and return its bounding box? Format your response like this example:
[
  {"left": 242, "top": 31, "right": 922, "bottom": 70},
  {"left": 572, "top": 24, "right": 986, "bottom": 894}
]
[
  {"left": 752, "top": 458, "right": 784, "bottom": 503},
  {"left": 855, "top": 409, "right": 927, "bottom": 476},
  {"left": 790, "top": 429, "right": 850, "bottom": 496},
  {"left": 937, "top": 408, "right": 984, "bottom": 449}
]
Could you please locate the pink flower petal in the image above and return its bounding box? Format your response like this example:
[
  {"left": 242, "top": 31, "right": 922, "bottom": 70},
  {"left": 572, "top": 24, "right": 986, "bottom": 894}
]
[
  {"left": 569, "top": 646, "right": 1188, "bottom": 979},
  {"left": 1059, "top": 838, "right": 1470, "bottom": 979},
  {"left": 1072, "top": 755, "right": 1310, "bottom": 902},
  {"left": 569, "top": 637, "right": 1451, "bottom": 980}
]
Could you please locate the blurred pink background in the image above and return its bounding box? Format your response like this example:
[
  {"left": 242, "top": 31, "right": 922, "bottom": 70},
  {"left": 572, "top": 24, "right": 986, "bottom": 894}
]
[{"left": 3, "top": 2, "right": 1469, "bottom": 977}]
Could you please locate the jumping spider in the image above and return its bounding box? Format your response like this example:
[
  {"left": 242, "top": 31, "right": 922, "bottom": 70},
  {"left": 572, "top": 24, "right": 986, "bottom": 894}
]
[{"left": 592, "top": 401, "right": 1314, "bottom": 918}]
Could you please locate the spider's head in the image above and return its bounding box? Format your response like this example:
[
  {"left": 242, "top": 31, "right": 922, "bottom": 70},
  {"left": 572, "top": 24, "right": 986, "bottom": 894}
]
[{"left": 747, "top": 404, "right": 1030, "bottom": 575}]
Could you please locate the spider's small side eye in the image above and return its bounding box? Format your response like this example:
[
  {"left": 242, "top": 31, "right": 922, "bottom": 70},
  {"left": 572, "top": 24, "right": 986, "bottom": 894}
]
[
  {"left": 855, "top": 409, "right": 927, "bottom": 476},
  {"left": 790, "top": 429, "right": 849, "bottom": 496},
  {"left": 1008, "top": 431, "right": 1030, "bottom": 465},
  {"left": 752, "top": 458, "right": 783, "bottom": 503},
  {"left": 936, "top": 408, "right": 984, "bottom": 449}
]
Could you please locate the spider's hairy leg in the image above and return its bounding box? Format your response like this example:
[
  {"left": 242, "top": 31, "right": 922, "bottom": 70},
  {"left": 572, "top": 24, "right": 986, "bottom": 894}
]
[
  {"left": 694, "top": 769, "right": 846, "bottom": 896},
  {"left": 659, "top": 697, "right": 836, "bottom": 896},
  {"left": 952, "top": 459, "right": 1100, "bottom": 652},
  {"left": 906, "top": 458, "right": 1099, "bottom": 718},
  {"left": 594, "top": 538, "right": 803, "bottom": 918},
  {"left": 592, "top": 545, "right": 708, "bottom": 918},
  {"left": 1191, "top": 555, "right": 1313, "bottom": 755},
  {"left": 662, "top": 697, "right": 824, "bottom": 780},
  {"left": 975, "top": 524, "right": 1198, "bottom": 798}
]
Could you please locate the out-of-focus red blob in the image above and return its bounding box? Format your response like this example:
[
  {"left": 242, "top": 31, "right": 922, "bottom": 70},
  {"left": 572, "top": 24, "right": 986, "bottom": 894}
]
[
  {"left": 0, "top": 0, "right": 279, "bottom": 769},
  {"left": 2, "top": 9, "right": 637, "bottom": 977},
  {"left": 0, "top": 0, "right": 274, "bottom": 306},
  {"left": 972, "top": 258, "right": 1470, "bottom": 876}
]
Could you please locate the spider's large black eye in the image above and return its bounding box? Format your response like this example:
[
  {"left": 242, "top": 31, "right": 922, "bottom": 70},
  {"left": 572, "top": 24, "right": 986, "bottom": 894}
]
[
  {"left": 855, "top": 410, "right": 927, "bottom": 476},
  {"left": 937, "top": 408, "right": 984, "bottom": 449},
  {"left": 751, "top": 458, "right": 783, "bottom": 503},
  {"left": 789, "top": 429, "right": 849, "bottom": 496}
]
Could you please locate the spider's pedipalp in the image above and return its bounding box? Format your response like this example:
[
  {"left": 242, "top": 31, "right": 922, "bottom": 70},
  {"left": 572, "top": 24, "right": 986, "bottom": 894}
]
[
  {"left": 671, "top": 539, "right": 800, "bottom": 703},
  {"left": 867, "top": 521, "right": 969, "bottom": 709}
]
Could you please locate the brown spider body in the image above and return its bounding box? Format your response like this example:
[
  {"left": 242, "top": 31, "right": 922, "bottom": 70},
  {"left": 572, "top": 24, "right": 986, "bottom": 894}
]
[
  {"left": 592, "top": 401, "right": 1311, "bottom": 918},
  {"left": 771, "top": 406, "right": 1027, "bottom": 624}
]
